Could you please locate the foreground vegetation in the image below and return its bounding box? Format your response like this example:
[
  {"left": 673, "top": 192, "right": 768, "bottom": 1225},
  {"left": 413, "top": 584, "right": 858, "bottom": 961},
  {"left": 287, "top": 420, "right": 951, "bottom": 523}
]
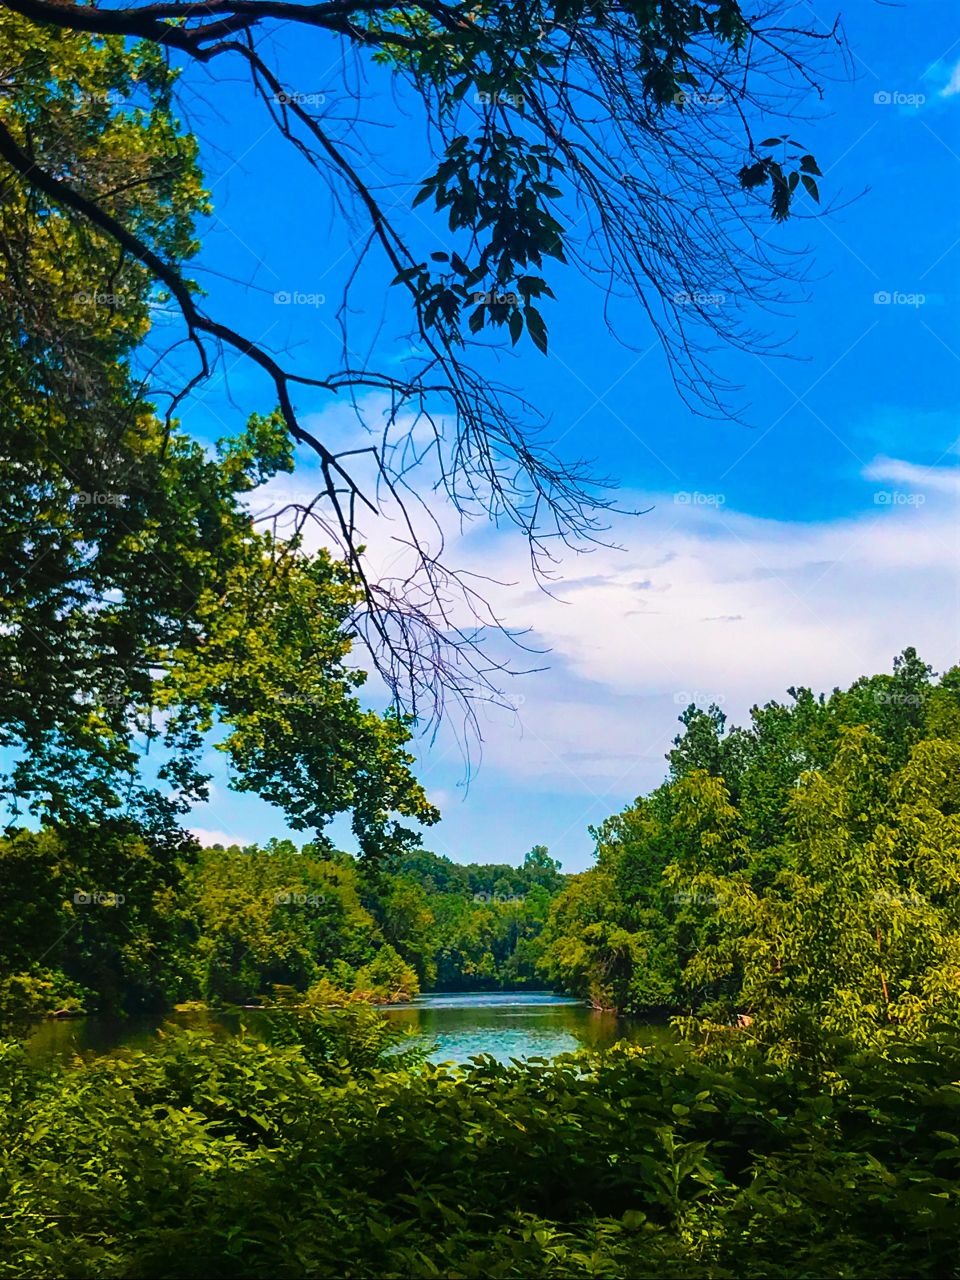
[{"left": 2, "top": 1009, "right": 958, "bottom": 1279}]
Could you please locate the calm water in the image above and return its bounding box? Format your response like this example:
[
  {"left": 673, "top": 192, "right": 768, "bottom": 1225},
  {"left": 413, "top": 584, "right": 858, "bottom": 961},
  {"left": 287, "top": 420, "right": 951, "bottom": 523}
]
[{"left": 24, "top": 991, "right": 670, "bottom": 1065}]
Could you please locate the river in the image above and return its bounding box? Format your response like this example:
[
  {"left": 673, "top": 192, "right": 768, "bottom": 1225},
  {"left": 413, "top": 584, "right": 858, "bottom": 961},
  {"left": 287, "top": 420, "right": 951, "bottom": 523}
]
[{"left": 24, "top": 990, "right": 671, "bottom": 1065}]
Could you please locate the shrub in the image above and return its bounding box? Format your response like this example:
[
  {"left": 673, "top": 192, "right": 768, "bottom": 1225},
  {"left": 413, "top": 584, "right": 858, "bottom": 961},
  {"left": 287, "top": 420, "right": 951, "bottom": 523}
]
[{"left": 1, "top": 1026, "right": 958, "bottom": 1278}]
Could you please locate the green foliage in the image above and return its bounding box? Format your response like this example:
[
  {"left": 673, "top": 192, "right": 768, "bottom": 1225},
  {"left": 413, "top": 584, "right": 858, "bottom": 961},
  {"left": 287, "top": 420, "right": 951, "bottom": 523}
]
[
  {"left": 1, "top": 1025, "right": 958, "bottom": 1277},
  {"left": 264, "top": 999, "right": 427, "bottom": 1078},
  {"left": 0, "top": 828, "right": 567, "bottom": 1022},
  {"left": 351, "top": 943, "right": 422, "bottom": 1002},
  {"left": 372, "top": 0, "right": 821, "bottom": 357},
  {"left": 0, "top": 970, "right": 85, "bottom": 1022},
  {"left": 180, "top": 840, "right": 382, "bottom": 1007},
  {"left": 0, "top": 386, "right": 437, "bottom": 850},
  {"left": 541, "top": 650, "right": 960, "bottom": 1063},
  {"left": 0, "top": 823, "right": 194, "bottom": 1018},
  {"left": 738, "top": 137, "right": 822, "bottom": 221},
  {"left": 381, "top": 845, "right": 566, "bottom": 990},
  {"left": 0, "top": 16, "right": 435, "bottom": 856},
  {"left": 0, "top": 14, "right": 209, "bottom": 827}
]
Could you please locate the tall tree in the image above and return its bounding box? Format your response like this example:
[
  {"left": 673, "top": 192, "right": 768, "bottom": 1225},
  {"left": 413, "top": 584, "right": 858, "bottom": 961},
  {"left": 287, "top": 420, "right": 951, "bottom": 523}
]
[{"left": 0, "top": 13, "right": 439, "bottom": 846}]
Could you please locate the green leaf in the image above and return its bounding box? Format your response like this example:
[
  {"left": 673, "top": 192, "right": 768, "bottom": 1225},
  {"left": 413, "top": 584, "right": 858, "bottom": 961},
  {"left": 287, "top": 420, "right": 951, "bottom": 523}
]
[{"left": 524, "top": 305, "right": 548, "bottom": 354}]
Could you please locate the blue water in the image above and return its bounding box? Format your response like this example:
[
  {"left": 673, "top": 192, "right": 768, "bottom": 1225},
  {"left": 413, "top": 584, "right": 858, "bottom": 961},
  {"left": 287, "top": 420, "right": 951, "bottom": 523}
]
[
  {"left": 23, "top": 991, "right": 669, "bottom": 1065},
  {"left": 385, "top": 990, "right": 666, "bottom": 1063}
]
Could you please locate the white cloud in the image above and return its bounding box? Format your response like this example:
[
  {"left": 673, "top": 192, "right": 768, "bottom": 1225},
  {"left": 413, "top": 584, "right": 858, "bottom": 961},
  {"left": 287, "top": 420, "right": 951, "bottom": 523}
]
[
  {"left": 865, "top": 455, "right": 960, "bottom": 493},
  {"left": 189, "top": 827, "right": 246, "bottom": 848},
  {"left": 244, "top": 398, "right": 960, "bottom": 798},
  {"left": 424, "top": 464, "right": 960, "bottom": 794},
  {"left": 938, "top": 57, "right": 960, "bottom": 98}
]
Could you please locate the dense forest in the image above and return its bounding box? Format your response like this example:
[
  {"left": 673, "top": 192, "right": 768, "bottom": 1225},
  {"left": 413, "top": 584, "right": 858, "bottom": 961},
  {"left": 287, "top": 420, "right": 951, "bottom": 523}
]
[
  {"left": 541, "top": 647, "right": 960, "bottom": 1060},
  {"left": 0, "top": 835, "right": 566, "bottom": 1016},
  {"left": 5, "top": 648, "right": 958, "bottom": 1072}
]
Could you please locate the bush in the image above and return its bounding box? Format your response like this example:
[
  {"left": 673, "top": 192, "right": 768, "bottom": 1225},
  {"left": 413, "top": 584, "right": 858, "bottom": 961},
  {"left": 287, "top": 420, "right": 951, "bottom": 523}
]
[
  {"left": 352, "top": 943, "right": 419, "bottom": 1002},
  {"left": 0, "top": 968, "right": 87, "bottom": 1021},
  {"left": 1, "top": 1025, "right": 958, "bottom": 1278}
]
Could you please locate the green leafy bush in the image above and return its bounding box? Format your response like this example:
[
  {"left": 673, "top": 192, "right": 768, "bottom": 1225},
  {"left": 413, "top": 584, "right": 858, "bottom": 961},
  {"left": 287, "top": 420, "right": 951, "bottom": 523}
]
[
  {"left": 352, "top": 943, "right": 420, "bottom": 1002},
  {"left": 0, "top": 968, "right": 86, "bottom": 1020},
  {"left": 1, "top": 1024, "right": 958, "bottom": 1278}
]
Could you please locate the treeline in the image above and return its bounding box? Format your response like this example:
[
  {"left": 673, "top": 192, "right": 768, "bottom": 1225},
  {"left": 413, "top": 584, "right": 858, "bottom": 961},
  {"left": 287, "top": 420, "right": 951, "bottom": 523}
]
[
  {"left": 7, "top": 645, "right": 960, "bottom": 1059},
  {"left": 0, "top": 831, "right": 566, "bottom": 1019},
  {"left": 387, "top": 845, "right": 565, "bottom": 990},
  {"left": 539, "top": 648, "right": 960, "bottom": 1060}
]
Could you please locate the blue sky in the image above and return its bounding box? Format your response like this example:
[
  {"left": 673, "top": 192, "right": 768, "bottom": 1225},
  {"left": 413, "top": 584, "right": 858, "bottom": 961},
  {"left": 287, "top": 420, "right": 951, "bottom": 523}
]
[{"left": 159, "top": 2, "right": 960, "bottom": 871}]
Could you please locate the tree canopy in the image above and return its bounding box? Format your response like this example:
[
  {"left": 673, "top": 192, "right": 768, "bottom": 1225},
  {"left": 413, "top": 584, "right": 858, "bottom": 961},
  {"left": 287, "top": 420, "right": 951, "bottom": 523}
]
[
  {"left": 541, "top": 649, "right": 960, "bottom": 1062},
  {"left": 0, "top": 0, "right": 840, "bottom": 724}
]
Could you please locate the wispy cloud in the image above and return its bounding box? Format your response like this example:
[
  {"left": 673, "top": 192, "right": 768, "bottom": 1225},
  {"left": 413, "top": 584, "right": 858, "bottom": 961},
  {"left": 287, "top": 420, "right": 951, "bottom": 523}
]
[
  {"left": 864, "top": 455, "right": 960, "bottom": 493},
  {"left": 246, "top": 398, "right": 959, "bottom": 800},
  {"left": 938, "top": 57, "right": 960, "bottom": 98}
]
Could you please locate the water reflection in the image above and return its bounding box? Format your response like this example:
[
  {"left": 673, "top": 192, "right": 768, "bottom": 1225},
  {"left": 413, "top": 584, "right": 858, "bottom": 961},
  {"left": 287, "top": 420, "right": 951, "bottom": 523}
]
[
  {"left": 23, "top": 990, "right": 671, "bottom": 1065},
  {"left": 383, "top": 991, "right": 667, "bottom": 1063}
]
